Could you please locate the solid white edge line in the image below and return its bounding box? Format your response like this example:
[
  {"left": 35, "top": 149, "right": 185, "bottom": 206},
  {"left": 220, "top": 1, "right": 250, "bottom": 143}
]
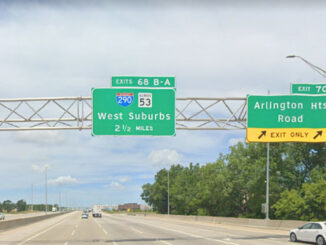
[
  {"left": 160, "top": 240, "right": 174, "bottom": 245},
  {"left": 17, "top": 212, "right": 75, "bottom": 245}
]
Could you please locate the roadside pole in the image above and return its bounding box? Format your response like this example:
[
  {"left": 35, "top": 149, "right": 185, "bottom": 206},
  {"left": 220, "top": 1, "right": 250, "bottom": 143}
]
[
  {"left": 168, "top": 169, "right": 170, "bottom": 215},
  {"left": 266, "top": 90, "right": 270, "bottom": 220},
  {"left": 31, "top": 184, "right": 34, "bottom": 212},
  {"left": 59, "top": 190, "right": 61, "bottom": 212},
  {"left": 45, "top": 166, "right": 48, "bottom": 214},
  {"left": 266, "top": 142, "right": 270, "bottom": 220}
]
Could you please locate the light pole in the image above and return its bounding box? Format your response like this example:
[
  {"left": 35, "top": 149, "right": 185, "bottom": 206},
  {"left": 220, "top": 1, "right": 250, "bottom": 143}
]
[
  {"left": 59, "top": 190, "right": 61, "bottom": 212},
  {"left": 266, "top": 141, "right": 270, "bottom": 220},
  {"left": 265, "top": 90, "right": 270, "bottom": 220},
  {"left": 45, "top": 165, "right": 48, "bottom": 214},
  {"left": 286, "top": 55, "right": 326, "bottom": 78},
  {"left": 31, "top": 184, "right": 34, "bottom": 212},
  {"left": 167, "top": 169, "right": 170, "bottom": 215}
]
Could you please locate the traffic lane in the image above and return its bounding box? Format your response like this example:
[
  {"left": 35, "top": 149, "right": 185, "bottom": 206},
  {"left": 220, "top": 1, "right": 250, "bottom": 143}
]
[
  {"left": 96, "top": 215, "right": 171, "bottom": 245},
  {"left": 0, "top": 212, "right": 76, "bottom": 245},
  {"left": 102, "top": 214, "right": 255, "bottom": 245},
  {"left": 103, "top": 214, "right": 291, "bottom": 245},
  {"left": 100, "top": 214, "right": 243, "bottom": 245},
  {"left": 110, "top": 214, "right": 290, "bottom": 245},
  {"left": 13, "top": 212, "right": 112, "bottom": 245},
  {"left": 68, "top": 215, "right": 111, "bottom": 245},
  {"left": 133, "top": 215, "right": 290, "bottom": 245},
  {"left": 99, "top": 214, "right": 217, "bottom": 245},
  {"left": 134, "top": 216, "right": 291, "bottom": 245},
  {"left": 15, "top": 211, "right": 81, "bottom": 245}
]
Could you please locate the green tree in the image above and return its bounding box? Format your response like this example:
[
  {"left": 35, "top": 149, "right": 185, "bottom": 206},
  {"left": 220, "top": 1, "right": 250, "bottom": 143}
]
[
  {"left": 16, "top": 199, "right": 27, "bottom": 212},
  {"left": 141, "top": 169, "right": 168, "bottom": 213},
  {"left": 273, "top": 168, "right": 326, "bottom": 221},
  {"left": 171, "top": 163, "right": 201, "bottom": 215},
  {"left": 2, "top": 200, "right": 15, "bottom": 212},
  {"left": 195, "top": 158, "right": 230, "bottom": 216},
  {"left": 141, "top": 141, "right": 326, "bottom": 219},
  {"left": 272, "top": 189, "right": 304, "bottom": 220}
]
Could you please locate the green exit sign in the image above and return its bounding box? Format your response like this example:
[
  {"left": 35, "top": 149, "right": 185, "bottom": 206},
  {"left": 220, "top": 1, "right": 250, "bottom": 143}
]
[
  {"left": 291, "top": 83, "right": 326, "bottom": 94},
  {"left": 111, "top": 76, "right": 175, "bottom": 88},
  {"left": 247, "top": 95, "right": 326, "bottom": 143},
  {"left": 92, "top": 88, "right": 175, "bottom": 136}
]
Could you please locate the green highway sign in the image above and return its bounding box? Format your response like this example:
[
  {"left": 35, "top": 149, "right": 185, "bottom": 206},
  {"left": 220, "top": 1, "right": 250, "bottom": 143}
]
[
  {"left": 247, "top": 95, "right": 326, "bottom": 142},
  {"left": 291, "top": 83, "right": 326, "bottom": 94},
  {"left": 92, "top": 88, "right": 175, "bottom": 136},
  {"left": 111, "top": 76, "right": 175, "bottom": 88}
]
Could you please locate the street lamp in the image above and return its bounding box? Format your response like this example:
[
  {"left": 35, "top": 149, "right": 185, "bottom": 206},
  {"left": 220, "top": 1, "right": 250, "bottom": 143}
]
[
  {"left": 45, "top": 165, "right": 48, "bottom": 214},
  {"left": 31, "top": 184, "right": 34, "bottom": 212},
  {"left": 265, "top": 90, "right": 270, "bottom": 220},
  {"left": 286, "top": 55, "right": 326, "bottom": 78},
  {"left": 167, "top": 169, "right": 170, "bottom": 215}
]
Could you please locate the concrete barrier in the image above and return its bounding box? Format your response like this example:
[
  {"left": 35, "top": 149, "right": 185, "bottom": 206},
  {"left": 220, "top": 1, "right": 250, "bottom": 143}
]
[
  {"left": 133, "top": 213, "right": 307, "bottom": 231},
  {"left": 0, "top": 212, "right": 69, "bottom": 232}
]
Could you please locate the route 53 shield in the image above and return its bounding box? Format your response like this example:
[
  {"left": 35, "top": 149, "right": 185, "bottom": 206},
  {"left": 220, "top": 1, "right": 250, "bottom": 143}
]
[{"left": 116, "top": 93, "right": 134, "bottom": 107}]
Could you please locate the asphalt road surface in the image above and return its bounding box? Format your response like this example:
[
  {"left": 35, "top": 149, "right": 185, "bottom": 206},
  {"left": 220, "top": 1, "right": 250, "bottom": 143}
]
[{"left": 0, "top": 211, "right": 293, "bottom": 245}]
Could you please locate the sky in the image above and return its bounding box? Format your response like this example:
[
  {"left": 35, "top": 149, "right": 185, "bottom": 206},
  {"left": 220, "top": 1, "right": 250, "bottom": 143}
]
[{"left": 0, "top": 0, "right": 325, "bottom": 207}]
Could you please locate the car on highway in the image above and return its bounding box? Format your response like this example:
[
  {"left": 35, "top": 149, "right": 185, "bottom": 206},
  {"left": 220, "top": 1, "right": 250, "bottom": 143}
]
[
  {"left": 290, "top": 222, "right": 326, "bottom": 245},
  {"left": 0, "top": 213, "right": 5, "bottom": 220},
  {"left": 81, "top": 212, "right": 88, "bottom": 219}
]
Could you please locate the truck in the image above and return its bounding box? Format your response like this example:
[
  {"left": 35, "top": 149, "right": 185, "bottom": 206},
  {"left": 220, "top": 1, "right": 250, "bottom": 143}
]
[
  {"left": 92, "top": 205, "right": 102, "bottom": 218},
  {"left": 52, "top": 207, "right": 57, "bottom": 212}
]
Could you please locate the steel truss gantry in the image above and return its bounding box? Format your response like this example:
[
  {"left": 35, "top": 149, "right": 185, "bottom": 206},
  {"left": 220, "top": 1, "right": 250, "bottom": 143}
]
[{"left": 0, "top": 96, "right": 247, "bottom": 131}]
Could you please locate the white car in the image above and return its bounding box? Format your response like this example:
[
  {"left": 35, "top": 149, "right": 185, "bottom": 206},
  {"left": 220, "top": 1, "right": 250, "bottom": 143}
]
[
  {"left": 290, "top": 222, "right": 326, "bottom": 245},
  {"left": 0, "top": 213, "right": 5, "bottom": 220}
]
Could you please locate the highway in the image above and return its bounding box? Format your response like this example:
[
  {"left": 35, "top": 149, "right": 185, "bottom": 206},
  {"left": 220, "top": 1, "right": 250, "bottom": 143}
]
[{"left": 0, "top": 211, "right": 291, "bottom": 245}]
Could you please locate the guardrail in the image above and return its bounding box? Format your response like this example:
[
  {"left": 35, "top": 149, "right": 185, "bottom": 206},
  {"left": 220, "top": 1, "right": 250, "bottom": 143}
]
[
  {"left": 0, "top": 212, "right": 69, "bottom": 231},
  {"left": 132, "top": 213, "right": 307, "bottom": 231}
]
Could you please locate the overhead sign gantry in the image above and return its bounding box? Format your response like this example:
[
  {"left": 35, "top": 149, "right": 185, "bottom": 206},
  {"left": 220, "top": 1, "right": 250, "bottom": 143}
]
[{"left": 0, "top": 96, "right": 246, "bottom": 131}]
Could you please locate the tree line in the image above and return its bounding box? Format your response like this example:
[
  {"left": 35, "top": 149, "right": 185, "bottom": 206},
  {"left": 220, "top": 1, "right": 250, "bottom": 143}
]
[
  {"left": 0, "top": 200, "right": 59, "bottom": 213},
  {"left": 141, "top": 142, "right": 326, "bottom": 220},
  {"left": 0, "top": 200, "right": 27, "bottom": 212}
]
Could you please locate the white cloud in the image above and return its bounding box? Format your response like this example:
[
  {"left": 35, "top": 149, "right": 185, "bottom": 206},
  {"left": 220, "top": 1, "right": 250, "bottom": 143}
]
[
  {"left": 15, "top": 131, "right": 66, "bottom": 145},
  {"left": 148, "top": 149, "right": 182, "bottom": 167},
  {"left": 31, "top": 164, "right": 51, "bottom": 173},
  {"left": 118, "top": 176, "right": 130, "bottom": 183},
  {"left": 228, "top": 137, "right": 244, "bottom": 146},
  {"left": 107, "top": 175, "right": 131, "bottom": 183},
  {"left": 105, "top": 176, "right": 131, "bottom": 191},
  {"left": 108, "top": 181, "right": 124, "bottom": 190},
  {"left": 48, "top": 176, "right": 78, "bottom": 186}
]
